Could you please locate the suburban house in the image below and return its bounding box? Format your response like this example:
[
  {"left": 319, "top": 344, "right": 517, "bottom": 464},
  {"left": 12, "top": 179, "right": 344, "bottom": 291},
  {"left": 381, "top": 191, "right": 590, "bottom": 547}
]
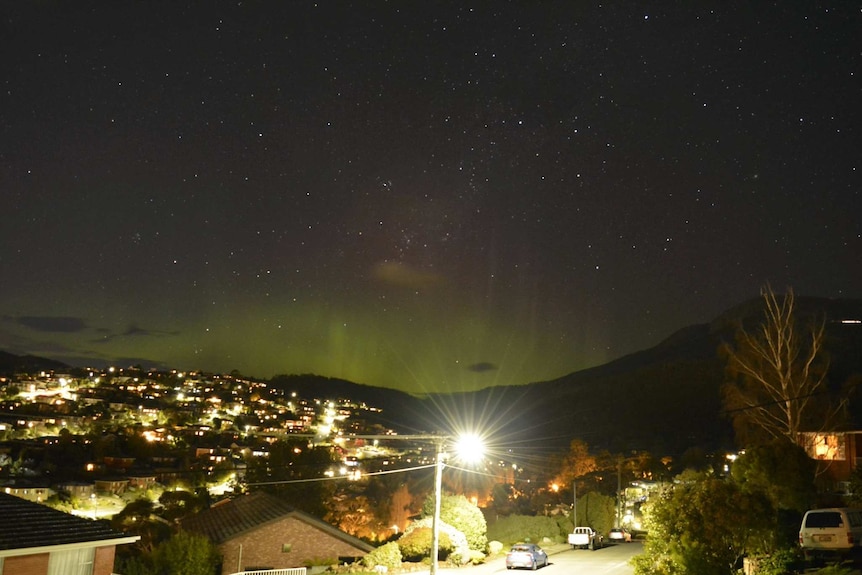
[
  {"left": 0, "top": 492, "right": 139, "bottom": 575},
  {"left": 798, "top": 429, "right": 862, "bottom": 493},
  {"left": 182, "top": 491, "right": 374, "bottom": 575}
]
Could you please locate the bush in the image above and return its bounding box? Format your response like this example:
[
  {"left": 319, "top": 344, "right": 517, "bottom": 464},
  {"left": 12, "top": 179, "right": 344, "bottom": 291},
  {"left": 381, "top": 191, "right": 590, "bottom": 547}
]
[
  {"left": 152, "top": 531, "right": 218, "bottom": 575},
  {"left": 304, "top": 557, "right": 338, "bottom": 567},
  {"left": 811, "top": 566, "right": 862, "bottom": 575},
  {"left": 398, "top": 527, "right": 453, "bottom": 561},
  {"left": 449, "top": 548, "right": 486, "bottom": 566},
  {"left": 362, "top": 542, "right": 402, "bottom": 571},
  {"left": 747, "top": 548, "right": 803, "bottom": 575},
  {"left": 466, "top": 549, "right": 486, "bottom": 565},
  {"left": 422, "top": 493, "right": 488, "bottom": 552},
  {"left": 486, "top": 514, "right": 563, "bottom": 546},
  {"left": 115, "top": 555, "right": 156, "bottom": 575},
  {"left": 488, "top": 541, "right": 504, "bottom": 556}
]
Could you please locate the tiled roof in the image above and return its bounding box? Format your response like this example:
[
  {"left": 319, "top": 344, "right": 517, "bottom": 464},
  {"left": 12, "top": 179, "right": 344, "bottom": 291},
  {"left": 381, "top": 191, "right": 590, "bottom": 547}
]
[
  {"left": 0, "top": 492, "right": 138, "bottom": 552},
  {"left": 182, "top": 492, "right": 373, "bottom": 551}
]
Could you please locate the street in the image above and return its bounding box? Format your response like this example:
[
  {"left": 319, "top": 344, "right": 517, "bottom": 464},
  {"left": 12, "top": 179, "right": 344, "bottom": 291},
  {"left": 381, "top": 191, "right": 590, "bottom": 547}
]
[{"left": 439, "top": 541, "right": 642, "bottom": 575}]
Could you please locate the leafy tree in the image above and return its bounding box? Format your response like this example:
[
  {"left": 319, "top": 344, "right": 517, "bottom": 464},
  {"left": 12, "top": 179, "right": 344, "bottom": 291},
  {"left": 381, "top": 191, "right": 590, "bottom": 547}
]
[
  {"left": 627, "top": 451, "right": 672, "bottom": 482},
  {"left": 574, "top": 491, "right": 615, "bottom": 535},
  {"left": 731, "top": 441, "right": 816, "bottom": 513},
  {"left": 632, "top": 477, "right": 776, "bottom": 575},
  {"left": 159, "top": 489, "right": 207, "bottom": 522},
  {"left": 490, "top": 483, "right": 516, "bottom": 516},
  {"left": 386, "top": 483, "right": 414, "bottom": 533},
  {"left": 722, "top": 286, "right": 844, "bottom": 445},
  {"left": 553, "top": 439, "right": 597, "bottom": 486},
  {"left": 675, "top": 446, "right": 711, "bottom": 474},
  {"left": 422, "top": 493, "right": 488, "bottom": 551},
  {"left": 112, "top": 499, "right": 172, "bottom": 554},
  {"left": 325, "top": 491, "right": 374, "bottom": 538},
  {"left": 152, "top": 531, "right": 219, "bottom": 575},
  {"left": 243, "top": 438, "right": 335, "bottom": 517}
]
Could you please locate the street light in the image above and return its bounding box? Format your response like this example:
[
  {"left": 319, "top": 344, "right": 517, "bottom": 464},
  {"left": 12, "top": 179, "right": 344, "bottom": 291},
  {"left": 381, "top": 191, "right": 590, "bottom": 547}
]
[
  {"left": 430, "top": 434, "right": 485, "bottom": 575},
  {"left": 338, "top": 432, "right": 485, "bottom": 575}
]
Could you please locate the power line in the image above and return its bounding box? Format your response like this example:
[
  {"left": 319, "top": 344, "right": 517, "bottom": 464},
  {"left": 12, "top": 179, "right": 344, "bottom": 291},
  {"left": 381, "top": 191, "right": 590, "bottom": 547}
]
[
  {"left": 244, "top": 459, "right": 498, "bottom": 487},
  {"left": 721, "top": 389, "right": 829, "bottom": 415},
  {"left": 244, "top": 462, "right": 436, "bottom": 487}
]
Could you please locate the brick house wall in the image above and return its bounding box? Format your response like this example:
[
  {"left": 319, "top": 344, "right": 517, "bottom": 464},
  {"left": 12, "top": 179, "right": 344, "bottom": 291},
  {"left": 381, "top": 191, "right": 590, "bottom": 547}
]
[
  {"left": 93, "top": 545, "right": 117, "bottom": 575},
  {"left": 2, "top": 552, "right": 49, "bottom": 575},
  {"left": 217, "top": 516, "right": 369, "bottom": 575},
  {"left": 1, "top": 545, "right": 118, "bottom": 575}
]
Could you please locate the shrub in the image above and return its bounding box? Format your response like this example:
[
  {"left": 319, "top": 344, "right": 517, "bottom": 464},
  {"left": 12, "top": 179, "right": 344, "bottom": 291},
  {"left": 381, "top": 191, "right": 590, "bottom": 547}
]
[
  {"left": 448, "top": 548, "right": 485, "bottom": 566},
  {"left": 398, "top": 527, "right": 453, "bottom": 561},
  {"left": 747, "top": 548, "right": 803, "bottom": 575},
  {"left": 422, "top": 493, "right": 488, "bottom": 552},
  {"left": 304, "top": 557, "right": 337, "bottom": 567},
  {"left": 486, "top": 514, "right": 563, "bottom": 546},
  {"left": 115, "top": 555, "right": 156, "bottom": 575},
  {"left": 811, "top": 566, "right": 862, "bottom": 575},
  {"left": 361, "top": 542, "right": 402, "bottom": 571},
  {"left": 152, "top": 531, "right": 218, "bottom": 575},
  {"left": 466, "top": 549, "right": 486, "bottom": 565},
  {"left": 487, "top": 541, "right": 504, "bottom": 556}
]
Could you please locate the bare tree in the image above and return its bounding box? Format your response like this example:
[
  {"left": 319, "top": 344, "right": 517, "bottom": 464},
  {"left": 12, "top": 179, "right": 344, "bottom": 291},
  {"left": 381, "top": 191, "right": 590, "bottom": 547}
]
[{"left": 722, "top": 285, "right": 843, "bottom": 445}]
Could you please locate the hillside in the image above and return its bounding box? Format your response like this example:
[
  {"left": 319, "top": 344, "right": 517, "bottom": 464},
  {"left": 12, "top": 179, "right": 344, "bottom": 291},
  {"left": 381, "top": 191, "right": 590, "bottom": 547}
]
[
  {"left": 3, "top": 296, "right": 861, "bottom": 458},
  {"left": 0, "top": 350, "right": 70, "bottom": 376},
  {"left": 407, "top": 296, "right": 862, "bottom": 456}
]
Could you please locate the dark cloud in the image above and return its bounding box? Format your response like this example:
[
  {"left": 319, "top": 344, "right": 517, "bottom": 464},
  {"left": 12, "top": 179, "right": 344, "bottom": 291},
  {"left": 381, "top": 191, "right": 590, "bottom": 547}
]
[
  {"left": 94, "top": 325, "right": 179, "bottom": 344},
  {"left": 15, "top": 316, "right": 87, "bottom": 333},
  {"left": 467, "top": 362, "right": 497, "bottom": 373},
  {"left": 123, "top": 325, "right": 155, "bottom": 337}
]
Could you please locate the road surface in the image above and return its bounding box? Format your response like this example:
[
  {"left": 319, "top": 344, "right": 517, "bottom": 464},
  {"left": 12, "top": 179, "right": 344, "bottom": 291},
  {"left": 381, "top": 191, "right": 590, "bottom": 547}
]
[{"left": 438, "top": 541, "right": 642, "bottom": 575}]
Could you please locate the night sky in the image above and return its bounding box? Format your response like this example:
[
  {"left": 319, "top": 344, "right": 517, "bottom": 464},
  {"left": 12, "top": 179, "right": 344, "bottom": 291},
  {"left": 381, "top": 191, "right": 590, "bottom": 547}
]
[{"left": 2, "top": 2, "right": 860, "bottom": 394}]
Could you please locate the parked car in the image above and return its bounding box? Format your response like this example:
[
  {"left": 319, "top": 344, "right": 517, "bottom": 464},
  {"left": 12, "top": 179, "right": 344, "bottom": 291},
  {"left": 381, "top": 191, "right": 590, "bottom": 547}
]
[
  {"left": 568, "top": 526, "right": 603, "bottom": 550},
  {"left": 799, "top": 507, "right": 862, "bottom": 560},
  {"left": 608, "top": 528, "right": 632, "bottom": 543},
  {"left": 506, "top": 543, "right": 549, "bottom": 570}
]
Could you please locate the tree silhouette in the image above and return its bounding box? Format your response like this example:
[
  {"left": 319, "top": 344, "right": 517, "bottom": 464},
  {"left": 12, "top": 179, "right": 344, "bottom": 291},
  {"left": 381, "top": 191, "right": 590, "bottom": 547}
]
[{"left": 722, "top": 285, "right": 844, "bottom": 445}]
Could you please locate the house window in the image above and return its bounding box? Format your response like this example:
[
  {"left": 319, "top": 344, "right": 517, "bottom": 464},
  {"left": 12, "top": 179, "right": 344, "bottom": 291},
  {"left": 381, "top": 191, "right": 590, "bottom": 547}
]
[
  {"left": 47, "top": 546, "right": 95, "bottom": 575},
  {"left": 800, "top": 432, "right": 846, "bottom": 460}
]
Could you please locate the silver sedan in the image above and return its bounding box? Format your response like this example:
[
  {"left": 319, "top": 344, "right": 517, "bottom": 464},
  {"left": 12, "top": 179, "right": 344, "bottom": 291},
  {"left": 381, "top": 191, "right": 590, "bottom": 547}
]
[{"left": 506, "top": 543, "right": 549, "bottom": 570}]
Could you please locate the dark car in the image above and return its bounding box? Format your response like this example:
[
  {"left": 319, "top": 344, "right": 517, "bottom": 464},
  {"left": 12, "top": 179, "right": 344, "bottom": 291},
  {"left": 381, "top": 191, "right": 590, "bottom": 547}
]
[{"left": 506, "top": 543, "right": 548, "bottom": 570}]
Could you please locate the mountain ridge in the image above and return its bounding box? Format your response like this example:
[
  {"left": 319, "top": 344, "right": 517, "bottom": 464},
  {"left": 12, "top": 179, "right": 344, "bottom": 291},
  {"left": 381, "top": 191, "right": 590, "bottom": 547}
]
[{"left": 3, "top": 296, "right": 861, "bottom": 457}]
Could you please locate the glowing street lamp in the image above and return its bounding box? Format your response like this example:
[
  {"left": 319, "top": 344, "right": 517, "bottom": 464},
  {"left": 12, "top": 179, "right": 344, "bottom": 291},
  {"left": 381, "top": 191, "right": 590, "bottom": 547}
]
[{"left": 430, "top": 434, "right": 485, "bottom": 575}]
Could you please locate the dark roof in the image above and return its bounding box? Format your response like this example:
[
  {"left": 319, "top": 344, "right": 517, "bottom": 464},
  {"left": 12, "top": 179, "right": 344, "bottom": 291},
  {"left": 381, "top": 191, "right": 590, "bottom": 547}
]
[
  {"left": 0, "top": 493, "right": 138, "bottom": 552},
  {"left": 182, "top": 492, "right": 373, "bottom": 551}
]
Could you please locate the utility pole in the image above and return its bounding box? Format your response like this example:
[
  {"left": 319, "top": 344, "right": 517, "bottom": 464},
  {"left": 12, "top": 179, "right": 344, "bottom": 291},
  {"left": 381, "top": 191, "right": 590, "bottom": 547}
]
[
  {"left": 431, "top": 440, "right": 444, "bottom": 575},
  {"left": 572, "top": 482, "right": 577, "bottom": 529},
  {"left": 616, "top": 458, "right": 622, "bottom": 528}
]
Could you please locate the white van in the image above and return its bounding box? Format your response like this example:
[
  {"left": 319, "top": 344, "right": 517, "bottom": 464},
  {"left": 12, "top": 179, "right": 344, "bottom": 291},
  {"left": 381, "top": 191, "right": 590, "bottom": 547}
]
[{"left": 798, "top": 508, "right": 862, "bottom": 559}]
